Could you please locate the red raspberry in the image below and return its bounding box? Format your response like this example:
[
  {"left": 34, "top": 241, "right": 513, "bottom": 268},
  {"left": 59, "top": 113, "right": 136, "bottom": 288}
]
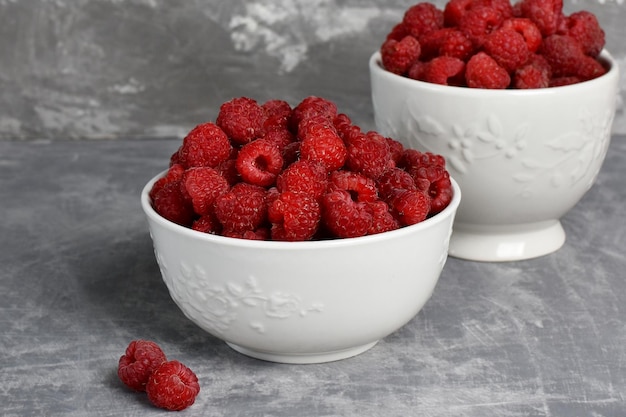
[
  {"left": 329, "top": 170, "right": 378, "bottom": 203},
  {"left": 215, "top": 183, "right": 267, "bottom": 234},
  {"left": 483, "top": 27, "right": 531, "bottom": 73},
  {"left": 262, "top": 99, "right": 292, "bottom": 130},
  {"left": 299, "top": 120, "right": 347, "bottom": 172},
  {"left": 276, "top": 160, "right": 328, "bottom": 200},
  {"left": 388, "top": 189, "right": 431, "bottom": 226},
  {"left": 419, "top": 28, "right": 474, "bottom": 62},
  {"left": 443, "top": 0, "right": 474, "bottom": 27},
  {"left": 513, "top": 54, "right": 552, "bottom": 88},
  {"left": 500, "top": 17, "right": 543, "bottom": 53},
  {"left": 223, "top": 228, "right": 270, "bottom": 240},
  {"left": 281, "top": 141, "right": 301, "bottom": 168},
  {"left": 386, "top": 22, "right": 410, "bottom": 41},
  {"left": 346, "top": 131, "right": 394, "bottom": 179},
  {"left": 216, "top": 97, "right": 266, "bottom": 145},
  {"left": 401, "top": 149, "right": 446, "bottom": 172},
  {"left": 152, "top": 180, "right": 195, "bottom": 226},
  {"left": 146, "top": 360, "right": 200, "bottom": 411},
  {"left": 180, "top": 167, "right": 230, "bottom": 216},
  {"left": 178, "top": 123, "right": 232, "bottom": 169},
  {"left": 402, "top": 2, "right": 444, "bottom": 39},
  {"left": 380, "top": 36, "right": 422, "bottom": 76},
  {"left": 576, "top": 55, "right": 607, "bottom": 81},
  {"left": 367, "top": 200, "right": 400, "bottom": 235},
  {"left": 386, "top": 138, "right": 405, "bottom": 166},
  {"left": 260, "top": 127, "right": 295, "bottom": 154},
  {"left": 562, "top": 11, "right": 605, "bottom": 57},
  {"left": 549, "top": 76, "right": 582, "bottom": 87},
  {"left": 418, "top": 56, "right": 466, "bottom": 86},
  {"left": 117, "top": 340, "right": 167, "bottom": 392},
  {"left": 376, "top": 167, "right": 417, "bottom": 202},
  {"left": 236, "top": 139, "right": 284, "bottom": 187},
  {"left": 539, "top": 34, "right": 585, "bottom": 78},
  {"left": 192, "top": 212, "right": 221, "bottom": 235},
  {"left": 149, "top": 163, "right": 185, "bottom": 201},
  {"left": 465, "top": 52, "right": 511, "bottom": 89},
  {"left": 290, "top": 96, "right": 338, "bottom": 132},
  {"left": 215, "top": 157, "right": 240, "bottom": 186},
  {"left": 268, "top": 191, "right": 321, "bottom": 241},
  {"left": 519, "top": 0, "right": 563, "bottom": 37},
  {"left": 322, "top": 190, "right": 373, "bottom": 238},
  {"left": 428, "top": 173, "right": 454, "bottom": 215},
  {"left": 459, "top": 5, "right": 506, "bottom": 48}
]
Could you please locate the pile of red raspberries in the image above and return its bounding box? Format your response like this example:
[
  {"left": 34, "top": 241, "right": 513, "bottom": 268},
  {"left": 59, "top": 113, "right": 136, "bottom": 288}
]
[
  {"left": 150, "top": 96, "right": 453, "bottom": 241},
  {"left": 380, "top": 0, "right": 607, "bottom": 88}
]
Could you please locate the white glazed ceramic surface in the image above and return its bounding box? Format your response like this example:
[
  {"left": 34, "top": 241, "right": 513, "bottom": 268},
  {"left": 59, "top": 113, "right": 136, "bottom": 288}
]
[
  {"left": 369, "top": 51, "right": 619, "bottom": 262},
  {"left": 141, "top": 173, "right": 461, "bottom": 364}
]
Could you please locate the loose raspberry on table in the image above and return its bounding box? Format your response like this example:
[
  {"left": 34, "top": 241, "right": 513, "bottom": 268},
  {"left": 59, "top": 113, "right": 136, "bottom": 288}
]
[
  {"left": 215, "top": 182, "right": 268, "bottom": 234},
  {"left": 403, "top": 2, "right": 444, "bottom": 39},
  {"left": 117, "top": 340, "right": 167, "bottom": 392},
  {"left": 465, "top": 51, "right": 511, "bottom": 89},
  {"left": 562, "top": 11, "right": 605, "bottom": 58},
  {"left": 152, "top": 181, "right": 195, "bottom": 227},
  {"left": 236, "top": 138, "right": 284, "bottom": 187},
  {"left": 276, "top": 160, "right": 328, "bottom": 200},
  {"left": 146, "top": 360, "right": 200, "bottom": 411},
  {"left": 321, "top": 190, "right": 373, "bottom": 238},
  {"left": 346, "top": 131, "right": 394, "bottom": 179},
  {"left": 380, "top": 36, "right": 422, "bottom": 76},
  {"left": 216, "top": 97, "right": 266, "bottom": 145},
  {"left": 268, "top": 191, "right": 321, "bottom": 241},
  {"left": 180, "top": 167, "right": 230, "bottom": 216},
  {"left": 177, "top": 123, "right": 232, "bottom": 169}
]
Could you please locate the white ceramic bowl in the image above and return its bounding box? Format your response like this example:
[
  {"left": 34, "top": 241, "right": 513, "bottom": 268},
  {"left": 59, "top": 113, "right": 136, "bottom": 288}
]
[
  {"left": 141, "top": 172, "right": 461, "bottom": 364},
  {"left": 370, "top": 50, "right": 619, "bottom": 262}
]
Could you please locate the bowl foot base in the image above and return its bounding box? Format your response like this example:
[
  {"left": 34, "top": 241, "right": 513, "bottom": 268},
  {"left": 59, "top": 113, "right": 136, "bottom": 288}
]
[
  {"left": 226, "top": 341, "right": 379, "bottom": 364},
  {"left": 449, "top": 220, "right": 566, "bottom": 262}
]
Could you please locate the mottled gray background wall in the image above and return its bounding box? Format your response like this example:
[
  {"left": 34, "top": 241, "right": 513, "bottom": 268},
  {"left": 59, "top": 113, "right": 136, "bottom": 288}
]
[{"left": 1, "top": 0, "right": 624, "bottom": 141}]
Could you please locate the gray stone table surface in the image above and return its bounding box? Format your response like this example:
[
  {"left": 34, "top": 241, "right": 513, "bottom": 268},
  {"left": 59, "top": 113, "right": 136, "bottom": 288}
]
[{"left": 1, "top": 136, "right": 625, "bottom": 417}]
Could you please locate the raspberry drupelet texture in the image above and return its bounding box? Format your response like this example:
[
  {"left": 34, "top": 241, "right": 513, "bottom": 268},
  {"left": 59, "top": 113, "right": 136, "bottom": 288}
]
[
  {"left": 322, "top": 190, "right": 373, "bottom": 238},
  {"left": 403, "top": 2, "right": 444, "bottom": 39},
  {"left": 146, "top": 360, "right": 200, "bottom": 411},
  {"left": 290, "top": 96, "right": 337, "bottom": 132},
  {"left": 152, "top": 181, "right": 195, "bottom": 226},
  {"left": 117, "top": 340, "right": 167, "bottom": 392},
  {"left": 380, "top": 36, "right": 422, "bottom": 76},
  {"left": 562, "top": 11, "right": 605, "bottom": 58},
  {"left": 214, "top": 182, "right": 268, "bottom": 234},
  {"left": 519, "top": 0, "right": 563, "bottom": 37},
  {"left": 416, "top": 56, "right": 466, "bottom": 86},
  {"left": 216, "top": 97, "right": 266, "bottom": 145},
  {"left": 268, "top": 191, "right": 321, "bottom": 241},
  {"left": 236, "top": 138, "right": 284, "bottom": 187},
  {"left": 483, "top": 27, "right": 530, "bottom": 73},
  {"left": 180, "top": 167, "right": 230, "bottom": 217},
  {"left": 465, "top": 51, "right": 511, "bottom": 88},
  {"left": 388, "top": 189, "right": 431, "bottom": 226},
  {"left": 328, "top": 170, "right": 379, "bottom": 203},
  {"left": 276, "top": 160, "right": 329, "bottom": 200},
  {"left": 299, "top": 119, "right": 347, "bottom": 172},
  {"left": 346, "top": 131, "right": 394, "bottom": 179},
  {"left": 177, "top": 123, "right": 232, "bottom": 169}
]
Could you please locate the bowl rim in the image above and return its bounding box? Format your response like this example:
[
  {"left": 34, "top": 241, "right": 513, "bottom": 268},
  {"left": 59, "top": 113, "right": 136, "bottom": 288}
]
[
  {"left": 369, "top": 49, "right": 618, "bottom": 96},
  {"left": 141, "top": 170, "right": 461, "bottom": 250}
]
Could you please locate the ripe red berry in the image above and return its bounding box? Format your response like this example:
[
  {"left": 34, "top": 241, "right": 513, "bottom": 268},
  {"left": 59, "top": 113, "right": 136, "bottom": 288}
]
[
  {"left": 146, "top": 360, "right": 200, "bottom": 411},
  {"left": 500, "top": 17, "right": 543, "bottom": 53},
  {"left": 117, "top": 340, "right": 167, "bottom": 392},
  {"left": 519, "top": 0, "right": 563, "bottom": 37},
  {"left": 236, "top": 138, "right": 284, "bottom": 187},
  {"left": 346, "top": 131, "right": 394, "bottom": 179},
  {"left": 321, "top": 190, "right": 373, "bottom": 238},
  {"left": 262, "top": 99, "right": 292, "bottom": 130},
  {"left": 152, "top": 180, "right": 195, "bottom": 227},
  {"left": 149, "top": 163, "right": 185, "bottom": 201},
  {"left": 402, "top": 2, "right": 444, "bottom": 39},
  {"left": 329, "top": 170, "right": 379, "bottom": 203},
  {"left": 290, "top": 96, "right": 338, "bottom": 132},
  {"left": 269, "top": 191, "right": 321, "bottom": 241},
  {"left": 215, "top": 183, "right": 268, "bottom": 234},
  {"left": 376, "top": 167, "right": 417, "bottom": 202},
  {"left": 276, "top": 160, "right": 329, "bottom": 200},
  {"left": 216, "top": 97, "right": 266, "bottom": 145},
  {"left": 380, "top": 36, "right": 422, "bottom": 76},
  {"left": 562, "top": 11, "right": 605, "bottom": 58},
  {"left": 539, "top": 34, "right": 586, "bottom": 78},
  {"left": 388, "top": 189, "right": 431, "bottom": 226},
  {"left": 418, "top": 56, "right": 466, "bottom": 86},
  {"left": 483, "top": 27, "right": 531, "bottom": 73},
  {"left": 367, "top": 200, "right": 401, "bottom": 235},
  {"left": 180, "top": 167, "right": 230, "bottom": 216},
  {"left": 299, "top": 120, "right": 347, "bottom": 172},
  {"left": 459, "top": 5, "right": 506, "bottom": 48},
  {"left": 465, "top": 51, "right": 511, "bottom": 89},
  {"left": 420, "top": 28, "right": 474, "bottom": 62},
  {"left": 177, "top": 123, "right": 232, "bottom": 169}
]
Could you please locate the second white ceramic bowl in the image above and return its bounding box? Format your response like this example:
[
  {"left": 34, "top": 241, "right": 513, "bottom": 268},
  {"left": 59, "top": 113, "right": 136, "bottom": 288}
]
[{"left": 370, "top": 50, "right": 619, "bottom": 262}]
